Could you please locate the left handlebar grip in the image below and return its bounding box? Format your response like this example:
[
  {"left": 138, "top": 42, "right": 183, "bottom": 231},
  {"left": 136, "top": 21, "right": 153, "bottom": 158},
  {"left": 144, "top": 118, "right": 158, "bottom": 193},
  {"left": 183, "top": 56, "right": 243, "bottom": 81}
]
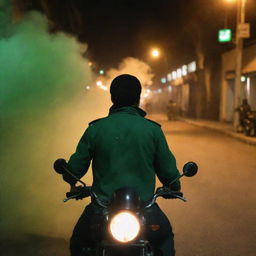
[
  {"left": 54, "top": 158, "right": 68, "bottom": 174},
  {"left": 66, "top": 191, "right": 78, "bottom": 198},
  {"left": 65, "top": 187, "right": 91, "bottom": 201}
]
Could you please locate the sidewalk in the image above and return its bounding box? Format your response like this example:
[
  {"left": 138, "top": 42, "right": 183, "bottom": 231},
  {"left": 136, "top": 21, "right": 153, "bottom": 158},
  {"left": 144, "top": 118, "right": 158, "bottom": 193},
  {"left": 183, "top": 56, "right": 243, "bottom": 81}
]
[{"left": 180, "top": 118, "right": 256, "bottom": 146}]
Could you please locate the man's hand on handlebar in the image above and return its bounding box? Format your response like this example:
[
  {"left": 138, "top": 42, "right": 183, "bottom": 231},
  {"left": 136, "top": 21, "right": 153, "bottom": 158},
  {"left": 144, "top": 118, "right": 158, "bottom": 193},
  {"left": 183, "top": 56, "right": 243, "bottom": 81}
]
[
  {"left": 156, "top": 186, "right": 183, "bottom": 199},
  {"left": 70, "top": 184, "right": 80, "bottom": 193},
  {"left": 66, "top": 185, "right": 91, "bottom": 200},
  {"left": 162, "top": 190, "right": 183, "bottom": 199},
  {"left": 66, "top": 185, "right": 84, "bottom": 200}
]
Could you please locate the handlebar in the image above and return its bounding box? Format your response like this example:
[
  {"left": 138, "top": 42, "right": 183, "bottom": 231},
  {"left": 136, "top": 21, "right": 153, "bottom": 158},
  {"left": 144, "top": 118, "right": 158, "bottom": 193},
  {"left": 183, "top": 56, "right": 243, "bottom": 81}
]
[
  {"left": 64, "top": 186, "right": 91, "bottom": 202},
  {"left": 145, "top": 187, "right": 186, "bottom": 208},
  {"left": 63, "top": 186, "right": 186, "bottom": 207},
  {"left": 55, "top": 160, "right": 196, "bottom": 206}
]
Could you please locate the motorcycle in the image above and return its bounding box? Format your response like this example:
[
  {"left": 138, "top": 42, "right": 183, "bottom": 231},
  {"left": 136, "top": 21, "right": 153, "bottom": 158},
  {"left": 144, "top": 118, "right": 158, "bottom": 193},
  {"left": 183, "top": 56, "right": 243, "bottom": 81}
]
[
  {"left": 243, "top": 111, "right": 256, "bottom": 137},
  {"left": 166, "top": 102, "right": 177, "bottom": 121},
  {"left": 54, "top": 159, "right": 198, "bottom": 256}
]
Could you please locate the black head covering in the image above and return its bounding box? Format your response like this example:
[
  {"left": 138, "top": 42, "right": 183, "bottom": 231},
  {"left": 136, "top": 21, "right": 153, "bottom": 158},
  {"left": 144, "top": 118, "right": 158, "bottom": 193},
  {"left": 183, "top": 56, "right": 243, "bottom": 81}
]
[{"left": 110, "top": 74, "right": 142, "bottom": 107}]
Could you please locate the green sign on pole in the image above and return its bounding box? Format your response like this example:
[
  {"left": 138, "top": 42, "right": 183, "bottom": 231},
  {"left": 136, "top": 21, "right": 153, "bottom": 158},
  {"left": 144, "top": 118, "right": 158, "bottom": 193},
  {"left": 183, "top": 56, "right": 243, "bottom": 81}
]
[{"left": 218, "top": 29, "right": 232, "bottom": 43}]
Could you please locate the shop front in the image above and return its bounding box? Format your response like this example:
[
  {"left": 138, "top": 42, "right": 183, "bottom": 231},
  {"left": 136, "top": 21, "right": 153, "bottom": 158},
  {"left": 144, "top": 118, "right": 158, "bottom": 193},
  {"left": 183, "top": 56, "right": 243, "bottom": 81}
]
[{"left": 220, "top": 43, "right": 256, "bottom": 122}]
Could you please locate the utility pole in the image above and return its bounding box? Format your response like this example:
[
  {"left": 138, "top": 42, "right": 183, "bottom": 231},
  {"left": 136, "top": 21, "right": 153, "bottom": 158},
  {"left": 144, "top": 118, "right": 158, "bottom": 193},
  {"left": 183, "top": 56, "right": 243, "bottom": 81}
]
[{"left": 234, "top": 0, "right": 247, "bottom": 127}]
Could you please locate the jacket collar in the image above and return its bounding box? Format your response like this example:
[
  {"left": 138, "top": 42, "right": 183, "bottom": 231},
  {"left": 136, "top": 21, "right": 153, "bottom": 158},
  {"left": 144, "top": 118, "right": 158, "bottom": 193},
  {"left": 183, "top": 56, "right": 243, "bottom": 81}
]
[{"left": 108, "top": 105, "right": 147, "bottom": 117}]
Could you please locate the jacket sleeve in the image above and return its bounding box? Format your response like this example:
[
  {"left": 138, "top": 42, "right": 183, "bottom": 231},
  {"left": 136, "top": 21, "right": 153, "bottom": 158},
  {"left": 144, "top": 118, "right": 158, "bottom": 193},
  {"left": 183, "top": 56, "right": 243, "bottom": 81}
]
[
  {"left": 63, "top": 127, "right": 93, "bottom": 185},
  {"left": 154, "top": 127, "right": 181, "bottom": 191}
]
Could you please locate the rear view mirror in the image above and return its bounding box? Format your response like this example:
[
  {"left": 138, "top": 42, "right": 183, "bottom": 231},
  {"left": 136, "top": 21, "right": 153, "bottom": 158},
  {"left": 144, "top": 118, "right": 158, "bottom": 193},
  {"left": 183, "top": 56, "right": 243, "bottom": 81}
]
[
  {"left": 53, "top": 158, "right": 68, "bottom": 174},
  {"left": 183, "top": 162, "right": 198, "bottom": 177}
]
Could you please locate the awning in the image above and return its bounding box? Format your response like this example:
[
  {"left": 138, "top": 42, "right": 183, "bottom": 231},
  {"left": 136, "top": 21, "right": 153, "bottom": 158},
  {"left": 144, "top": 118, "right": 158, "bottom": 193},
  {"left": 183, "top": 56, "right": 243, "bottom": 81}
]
[{"left": 243, "top": 58, "right": 256, "bottom": 74}]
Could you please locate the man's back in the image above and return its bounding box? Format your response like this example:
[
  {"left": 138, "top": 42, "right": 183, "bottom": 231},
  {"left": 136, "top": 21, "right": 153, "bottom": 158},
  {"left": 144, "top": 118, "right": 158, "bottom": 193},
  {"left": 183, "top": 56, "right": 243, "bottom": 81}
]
[
  {"left": 62, "top": 74, "right": 180, "bottom": 256},
  {"left": 67, "top": 106, "right": 180, "bottom": 202}
]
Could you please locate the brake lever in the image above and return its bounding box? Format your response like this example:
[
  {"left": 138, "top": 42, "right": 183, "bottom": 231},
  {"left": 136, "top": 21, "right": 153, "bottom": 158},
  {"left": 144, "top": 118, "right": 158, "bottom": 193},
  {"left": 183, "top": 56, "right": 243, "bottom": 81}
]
[
  {"left": 174, "top": 194, "right": 187, "bottom": 202},
  {"left": 63, "top": 194, "right": 79, "bottom": 202}
]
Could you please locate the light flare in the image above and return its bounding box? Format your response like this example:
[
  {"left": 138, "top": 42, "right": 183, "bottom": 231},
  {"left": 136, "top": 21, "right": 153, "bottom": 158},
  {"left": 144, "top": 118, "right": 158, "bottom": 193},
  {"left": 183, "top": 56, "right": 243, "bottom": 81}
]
[{"left": 151, "top": 48, "right": 160, "bottom": 58}]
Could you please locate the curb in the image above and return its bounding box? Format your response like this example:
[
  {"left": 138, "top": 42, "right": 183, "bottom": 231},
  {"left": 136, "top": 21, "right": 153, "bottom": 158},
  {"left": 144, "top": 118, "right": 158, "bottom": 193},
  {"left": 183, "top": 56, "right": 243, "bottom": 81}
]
[{"left": 180, "top": 119, "right": 256, "bottom": 147}]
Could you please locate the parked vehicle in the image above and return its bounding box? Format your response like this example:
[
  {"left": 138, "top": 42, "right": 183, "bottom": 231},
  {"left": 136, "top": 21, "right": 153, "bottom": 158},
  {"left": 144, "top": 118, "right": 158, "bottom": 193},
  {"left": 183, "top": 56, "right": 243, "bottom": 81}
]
[
  {"left": 54, "top": 160, "right": 198, "bottom": 256},
  {"left": 235, "top": 99, "right": 253, "bottom": 135},
  {"left": 166, "top": 100, "right": 178, "bottom": 121},
  {"left": 243, "top": 111, "right": 256, "bottom": 137}
]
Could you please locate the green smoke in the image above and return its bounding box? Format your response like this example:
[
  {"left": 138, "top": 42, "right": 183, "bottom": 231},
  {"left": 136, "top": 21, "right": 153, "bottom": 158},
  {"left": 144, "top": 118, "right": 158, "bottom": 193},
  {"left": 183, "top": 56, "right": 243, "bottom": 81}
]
[
  {"left": 0, "top": 0, "right": 14, "bottom": 38},
  {"left": 0, "top": 11, "right": 90, "bottom": 122},
  {"left": 0, "top": 1, "right": 106, "bottom": 238}
]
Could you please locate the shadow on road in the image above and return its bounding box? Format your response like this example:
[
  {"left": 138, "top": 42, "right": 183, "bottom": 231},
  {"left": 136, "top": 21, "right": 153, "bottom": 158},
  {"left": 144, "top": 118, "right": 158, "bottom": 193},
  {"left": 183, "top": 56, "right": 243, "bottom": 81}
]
[{"left": 0, "top": 233, "right": 69, "bottom": 256}]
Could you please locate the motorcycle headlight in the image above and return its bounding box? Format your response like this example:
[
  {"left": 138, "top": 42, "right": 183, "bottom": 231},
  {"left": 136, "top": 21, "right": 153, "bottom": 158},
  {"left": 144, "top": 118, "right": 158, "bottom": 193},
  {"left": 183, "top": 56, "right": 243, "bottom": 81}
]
[{"left": 109, "top": 211, "right": 140, "bottom": 243}]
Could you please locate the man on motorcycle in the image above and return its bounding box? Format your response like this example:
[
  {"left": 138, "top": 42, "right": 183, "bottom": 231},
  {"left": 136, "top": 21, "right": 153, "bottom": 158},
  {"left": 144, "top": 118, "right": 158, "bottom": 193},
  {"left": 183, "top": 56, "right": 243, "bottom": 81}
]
[
  {"left": 166, "top": 99, "right": 178, "bottom": 121},
  {"left": 61, "top": 74, "right": 181, "bottom": 256},
  {"left": 235, "top": 98, "right": 252, "bottom": 129}
]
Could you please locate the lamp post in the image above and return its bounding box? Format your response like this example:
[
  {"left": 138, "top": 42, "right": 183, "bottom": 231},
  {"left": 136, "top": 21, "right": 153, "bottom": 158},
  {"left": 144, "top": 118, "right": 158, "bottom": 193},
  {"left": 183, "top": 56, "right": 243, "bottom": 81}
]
[
  {"left": 150, "top": 47, "right": 169, "bottom": 73},
  {"left": 234, "top": 0, "right": 247, "bottom": 127}
]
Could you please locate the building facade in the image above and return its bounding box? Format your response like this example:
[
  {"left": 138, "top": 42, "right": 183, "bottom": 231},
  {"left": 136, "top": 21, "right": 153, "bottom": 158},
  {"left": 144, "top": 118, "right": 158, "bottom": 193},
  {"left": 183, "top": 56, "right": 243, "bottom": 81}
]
[
  {"left": 165, "top": 57, "right": 221, "bottom": 120},
  {"left": 220, "top": 43, "right": 256, "bottom": 122}
]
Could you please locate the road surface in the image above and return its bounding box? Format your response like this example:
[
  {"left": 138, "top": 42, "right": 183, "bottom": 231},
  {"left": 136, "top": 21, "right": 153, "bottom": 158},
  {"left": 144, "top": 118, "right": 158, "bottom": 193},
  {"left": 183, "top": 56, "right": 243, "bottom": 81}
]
[
  {"left": 155, "top": 115, "right": 256, "bottom": 256},
  {"left": 1, "top": 116, "right": 255, "bottom": 256}
]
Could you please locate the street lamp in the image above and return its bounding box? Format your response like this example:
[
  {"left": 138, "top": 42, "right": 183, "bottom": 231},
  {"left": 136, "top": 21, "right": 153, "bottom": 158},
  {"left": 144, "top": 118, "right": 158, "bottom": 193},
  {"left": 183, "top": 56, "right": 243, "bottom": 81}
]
[
  {"left": 151, "top": 48, "right": 160, "bottom": 58},
  {"left": 234, "top": 0, "right": 248, "bottom": 127},
  {"left": 99, "top": 69, "right": 105, "bottom": 75},
  {"left": 149, "top": 47, "right": 169, "bottom": 74}
]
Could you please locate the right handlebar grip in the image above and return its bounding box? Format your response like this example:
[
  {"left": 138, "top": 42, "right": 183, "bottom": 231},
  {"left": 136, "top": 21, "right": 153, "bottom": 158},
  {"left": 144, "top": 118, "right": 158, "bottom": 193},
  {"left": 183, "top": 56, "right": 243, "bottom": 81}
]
[{"left": 171, "top": 191, "right": 183, "bottom": 197}]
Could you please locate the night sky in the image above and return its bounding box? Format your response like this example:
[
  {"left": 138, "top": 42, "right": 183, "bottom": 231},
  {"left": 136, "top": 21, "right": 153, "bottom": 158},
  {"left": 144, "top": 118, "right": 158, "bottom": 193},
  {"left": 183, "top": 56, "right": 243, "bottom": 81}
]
[{"left": 12, "top": 0, "right": 256, "bottom": 71}]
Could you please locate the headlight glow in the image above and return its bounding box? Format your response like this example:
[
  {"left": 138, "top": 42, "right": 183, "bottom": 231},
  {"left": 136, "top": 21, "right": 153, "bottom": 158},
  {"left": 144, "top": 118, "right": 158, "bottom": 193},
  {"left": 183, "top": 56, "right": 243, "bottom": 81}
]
[{"left": 109, "top": 211, "right": 140, "bottom": 243}]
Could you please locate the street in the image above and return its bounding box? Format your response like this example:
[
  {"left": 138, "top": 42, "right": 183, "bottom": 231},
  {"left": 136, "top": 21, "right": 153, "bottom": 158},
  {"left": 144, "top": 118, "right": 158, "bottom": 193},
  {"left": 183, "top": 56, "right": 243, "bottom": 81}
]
[
  {"left": 155, "top": 115, "right": 256, "bottom": 256},
  {"left": 1, "top": 117, "right": 255, "bottom": 256}
]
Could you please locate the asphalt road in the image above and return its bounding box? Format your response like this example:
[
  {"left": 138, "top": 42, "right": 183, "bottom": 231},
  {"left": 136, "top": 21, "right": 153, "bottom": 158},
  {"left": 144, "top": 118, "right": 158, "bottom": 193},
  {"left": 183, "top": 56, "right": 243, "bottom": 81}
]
[
  {"left": 154, "top": 115, "right": 256, "bottom": 256},
  {"left": 1, "top": 116, "right": 255, "bottom": 256}
]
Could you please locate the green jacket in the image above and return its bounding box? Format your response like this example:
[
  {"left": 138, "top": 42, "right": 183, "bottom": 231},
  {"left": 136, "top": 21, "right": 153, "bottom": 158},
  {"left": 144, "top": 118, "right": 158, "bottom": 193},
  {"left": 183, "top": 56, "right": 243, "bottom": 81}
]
[{"left": 64, "top": 106, "right": 181, "bottom": 202}]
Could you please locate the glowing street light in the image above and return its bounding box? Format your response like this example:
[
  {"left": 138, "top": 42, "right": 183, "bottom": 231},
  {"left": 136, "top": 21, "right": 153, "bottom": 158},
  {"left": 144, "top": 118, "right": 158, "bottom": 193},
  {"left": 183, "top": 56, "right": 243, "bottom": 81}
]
[
  {"left": 96, "top": 80, "right": 108, "bottom": 91},
  {"left": 161, "top": 77, "right": 167, "bottom": 84},
  {"left": 151, "top": 48, "right": 160, "bottom": 58},
  {"left": 149, "top": 47, "right": 170, "bottom": 74},
  {"left": 99, "top": 69, "right": 105, "bottom": 75},
  {"left": 96, "top": 80, "right": 103, "bottom": 87}
]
